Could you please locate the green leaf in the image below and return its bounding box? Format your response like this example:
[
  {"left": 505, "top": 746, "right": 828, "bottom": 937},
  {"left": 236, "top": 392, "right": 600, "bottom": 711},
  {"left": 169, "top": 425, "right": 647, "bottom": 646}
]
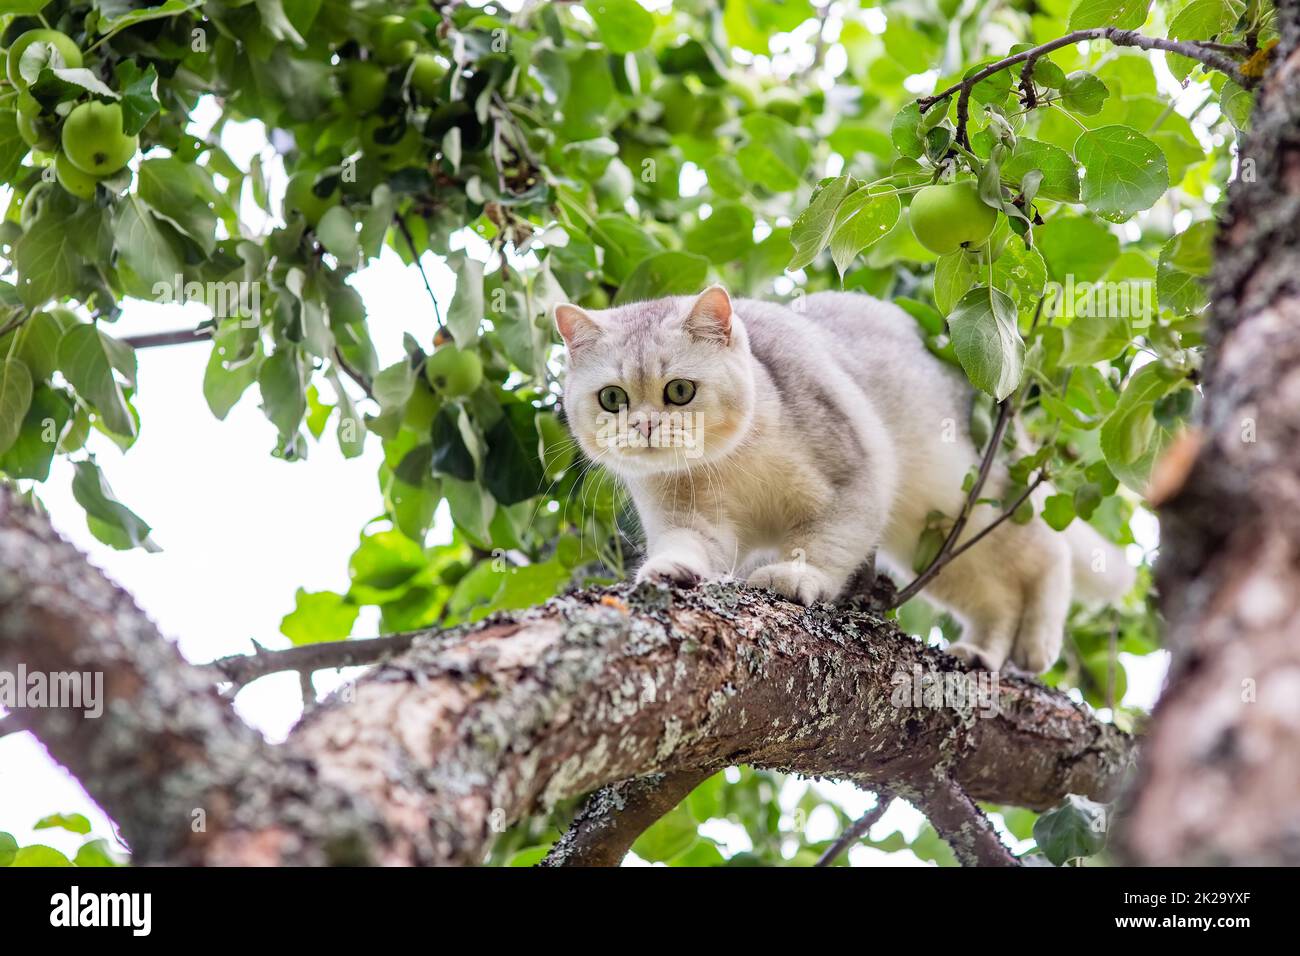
[
  {"left": 736, "top": 113, "right": 810, "bottom": 193},
  {"left": 70, "top": 459, "right": 159, "bottom": 551},
  {"left": 684, "top": 201, "right": 756, "bottom": 264},
  {"left": 34, "top": 813, "right": 92, "bottom": 835},
  {"left": 1059, "top": 71, "right": 1109, "bottom": 116},
  {"left": 13, "top": 193, "right": 82, "bottom": 308},
  {"left": 890, "top": 101, "right": 925, "bottom": 160},
  {"left": 948, "top": 287, "right": 1025, "bottom": 400},
  {"left": 58, "top": 324, "right": 137, "bottom": 439},
  {"left": 1004, "top": 139, "right": 1081, "bottom": 203},
  {"left": 0, "top": 385, "right": 71, "bottom": 480},
  {"left": 280, "top": 589, "right": 360, "bottom": 645},
  {"left": 138, "top": 158, "right": 219, "bottom": 255},
  {"left": 786, "top": 175, "right": 856, "bottom": 271},
  {"left": 0, "top": 832, "right": 16, "bottom": 867},
  {"left": 1157, "top": 221, "right": 1215, "bottom": 316},
  {"left": 0, "top": 358, "right": 34, "bottom": 456},
  {"left": 431, "top": 405, "right": 476, "bottom": 481},
  {"left": 446, "top": 258, "right": 484, "bottom": 347},
  {"left": 257, "top": 347, "right": 307, "bottom": 450},
  {"left": 203, "top": 329, "right": 262, "bottom": 420},
  {"left": 1032, "top": 794, "right": 1108, "bottom": 865},
  {"left": 1166, "top": 0, "right": 1236, "bottom": 82},
  {"left": 115, "top": 60, "right": 161, "bottom": 136},
  {"left": 615, "top": 251, "right": 710, "bottom": 304},
  {"left": 632, "top": 805, "right": 700, "bottom": 862},
  {"left": 73, "top": 839, "right": 119, "bottom": 867},
  {"left": 114, "top": 194, "right": 184, "bottom": 291},
  {"left": 317, "top": 206, "right": 361, "bottom": 264},
  {"left": 1042, "top": 493, "right": 1076, "bottom": 531},
  {"left": 934, "top": 251, "right": 978, "bottom": 315},
  {"left": 0, "top": 112, "right": 27, "bottom": 184},
  {"left": 1061, "top": 312, "right": 1131, "bottom": 364},
  {"left": 1099, "top": 362, "right": 1182, "bottom": 491},
  {"left": 1037, "top": 216, "right": 1120, "bottom": 282},
  {"left": 11, "top": 845, "right": 72, "bottom": 866},
  {"left": 584, "top": 0, "right": 655, "bottom": 54},
  {"left": 1067, "top": 0, "right": 1152, "bottom": 30},
  {"left": 98, "top": 0, "right": 201, "bottom": 34},
  {"left": 348, "top": 529, "right": 426, "bottom": 601},
  {"left": 1074, "top": 126, "right": 1169, "bottom": 222},
  {"left": 829, "top": 190, "right": 901, "bottom": 277},
  {"left": 484, "top": 402, "right": 545, "bottom": 505}
]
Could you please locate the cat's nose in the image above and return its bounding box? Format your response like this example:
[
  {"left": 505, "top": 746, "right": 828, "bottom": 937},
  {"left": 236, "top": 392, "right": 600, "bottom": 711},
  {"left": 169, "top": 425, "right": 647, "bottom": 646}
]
[{"left": 633, "top": 418, "right": 654, "bottom": 438}]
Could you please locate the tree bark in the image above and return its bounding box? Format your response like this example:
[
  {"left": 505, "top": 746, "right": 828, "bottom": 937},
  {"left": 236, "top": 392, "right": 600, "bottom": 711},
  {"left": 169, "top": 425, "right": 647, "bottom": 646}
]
[
  {"left": 1123, "top": 0, "right": 1300, "bottom": 865},
  {"left": 0, "top": 490, "right": 1129, "bottom": 865}
]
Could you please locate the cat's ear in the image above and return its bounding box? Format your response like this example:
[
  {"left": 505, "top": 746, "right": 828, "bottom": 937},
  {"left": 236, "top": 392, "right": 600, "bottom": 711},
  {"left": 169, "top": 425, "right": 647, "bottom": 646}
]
[
  {"left": 553, "top": 303, "right": 602, "bottom": 354},
  {"left": 684, "top": 285, "right": 733, "bottom": 345}
]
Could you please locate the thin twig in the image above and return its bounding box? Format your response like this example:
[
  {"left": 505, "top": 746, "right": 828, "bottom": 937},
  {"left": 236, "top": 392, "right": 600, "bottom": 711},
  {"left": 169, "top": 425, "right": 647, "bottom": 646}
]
[
  {"left": 206, "top": 630, "right": 429, "bottom": 688},
  {"left": 919, "top": 27, "right": 1253, "bottom": 147},
  {"left": 890, "top": 297, "right": 1048, "bottom": 609},
  {"left": 816, "top": 789, "right": 895, "bottom": 866},
  {"left": 395, "top": 212, "right": 446, "bottom": 333}
]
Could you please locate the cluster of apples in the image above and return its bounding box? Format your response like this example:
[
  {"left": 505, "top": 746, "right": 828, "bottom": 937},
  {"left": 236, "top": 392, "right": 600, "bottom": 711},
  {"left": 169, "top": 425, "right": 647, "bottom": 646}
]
[
  {"left": 285, "top": 15, "right": 447, "bottom": 227},
  {"left": 7, "top": 29, "right": 138, "bottom": 201}
]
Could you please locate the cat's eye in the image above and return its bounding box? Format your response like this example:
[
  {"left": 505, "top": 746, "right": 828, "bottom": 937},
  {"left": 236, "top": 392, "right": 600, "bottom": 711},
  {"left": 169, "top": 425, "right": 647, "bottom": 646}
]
[
  {"left": 597, "top": 385, "right": 628, "bottom": 413},
  {"left": 664, "top": 379, "right": 696, "bottom": 406}
]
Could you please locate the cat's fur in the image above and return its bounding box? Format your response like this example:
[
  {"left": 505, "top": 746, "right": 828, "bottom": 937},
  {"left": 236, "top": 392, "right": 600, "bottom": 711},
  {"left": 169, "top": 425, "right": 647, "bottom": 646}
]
[{"left": 553, "top": 286, "right": 1133, "bottom": 672}]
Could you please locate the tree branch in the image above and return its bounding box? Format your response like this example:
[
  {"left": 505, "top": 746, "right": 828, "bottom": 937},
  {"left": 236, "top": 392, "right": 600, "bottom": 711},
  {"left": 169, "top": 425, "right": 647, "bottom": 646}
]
[
  {"left": 0, "top": 489, "right": 1131, "bottom": 865},
  {"left": 540, "top": 769, "right": 712, "bottom": 867},
  {"left": 919, "top": 28, "right": 1253, "bottom": 148},
  {"left": 903, "top": 775, "right": 1021, "bottom": 867},
  {"left": 206, "top": 631, "right": 425, "bottom": 687},
  {"left": 395, "top": 213, "right": 446, "bottom": 335},
  {"left": 816, "top": 789, "right": 894, "bottom": 866}
]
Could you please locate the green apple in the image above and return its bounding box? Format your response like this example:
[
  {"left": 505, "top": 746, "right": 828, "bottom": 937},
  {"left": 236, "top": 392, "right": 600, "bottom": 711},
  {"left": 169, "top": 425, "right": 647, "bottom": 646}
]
[
  {"left": 408, "top": 53, "right": 446, "bottom": 100},
  {"left": 402, "top": 381, "right": 439, "bottom": 432},
  {"left": 20, "top": 180, "right": 52, "bottom": 227},
  {"left": 372, "top": 15, "right": 420, "bottom": 65},
  {"left": 56, "top": 151, "right": 100, "bottom": 200},
  {"left": 61, "top": 101, "right": 138, "bottom": 176},
  {"left": 424, "top": 345, "right": 482, "bottom": 397},
  {"left": 341, "top": 60, "right": 388, "bottom": 114},
  {"left": 908, "top": 181, "right": 999, "bottom": 255},
  {"left": 17, "top": 106, "right": 59, "bottom": 150},
  {"left": 284, "top": 169, "right": 341, "bottom": 226},
  {"left": 361, "top": 116, "right": 423, "bottom": 169},
  {"left": 6, "top": 29, "right": 82, "bottom": 91}
]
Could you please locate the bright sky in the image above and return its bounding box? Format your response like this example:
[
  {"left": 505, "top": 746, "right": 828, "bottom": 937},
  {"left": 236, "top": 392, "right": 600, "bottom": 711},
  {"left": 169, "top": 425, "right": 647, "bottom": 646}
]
[{"left": 0, "top": 3, "right": 1187, "bottom": 865}]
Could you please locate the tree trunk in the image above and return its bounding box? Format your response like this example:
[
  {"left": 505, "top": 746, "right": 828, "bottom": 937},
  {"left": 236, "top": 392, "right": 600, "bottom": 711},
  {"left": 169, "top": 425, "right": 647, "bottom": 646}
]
[
  {"left": 1122, "top": 1, "right": 1300, "bottom": 865},
  {"left": 0, "top": 490, "right": 1129, "bottom": 865}
]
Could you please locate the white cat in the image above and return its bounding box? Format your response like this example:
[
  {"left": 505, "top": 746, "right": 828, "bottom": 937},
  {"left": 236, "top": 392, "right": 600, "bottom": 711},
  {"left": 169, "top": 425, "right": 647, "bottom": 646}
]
[{"left": 553, "top": 286, "right": 1133, "bottom": 672}]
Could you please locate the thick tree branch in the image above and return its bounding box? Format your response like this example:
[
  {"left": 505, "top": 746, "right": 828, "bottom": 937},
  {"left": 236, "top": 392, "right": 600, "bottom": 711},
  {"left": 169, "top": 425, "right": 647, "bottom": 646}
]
[
  {"left": 0, "top": 491, "right": 1131, "bottom": 865},
  {"left": 539, "top": 769, "right": 712, "bottom": 867}
]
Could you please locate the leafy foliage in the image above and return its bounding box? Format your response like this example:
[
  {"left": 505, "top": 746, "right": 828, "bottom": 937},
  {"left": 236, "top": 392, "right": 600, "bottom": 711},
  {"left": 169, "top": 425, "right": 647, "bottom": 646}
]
[{"left": 0, "top": 0, "right": 1272, "bottom": 865}]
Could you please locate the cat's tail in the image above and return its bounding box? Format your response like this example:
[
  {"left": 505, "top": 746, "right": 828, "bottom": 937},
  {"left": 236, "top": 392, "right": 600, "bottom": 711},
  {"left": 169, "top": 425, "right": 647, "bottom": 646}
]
[{"left": 1065, "top": 520, "right": 1136, "bottom": 606}]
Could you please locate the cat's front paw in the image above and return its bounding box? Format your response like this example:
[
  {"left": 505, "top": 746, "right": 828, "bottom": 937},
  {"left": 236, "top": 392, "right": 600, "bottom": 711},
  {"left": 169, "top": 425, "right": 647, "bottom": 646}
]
[
  {"left": 945, "top": 641, "right": 1007, "bottom": 672},
  {"left": 636, "top": 552, "right": 710, "bottom": 588},
  {"left": 747, "top": 562, "right": 838, "bottom": 605}
]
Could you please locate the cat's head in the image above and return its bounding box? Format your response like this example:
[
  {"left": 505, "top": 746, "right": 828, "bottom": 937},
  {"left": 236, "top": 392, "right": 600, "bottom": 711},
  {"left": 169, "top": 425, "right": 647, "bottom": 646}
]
[{"left": 553, "top": 286, "right": 756, "bottom": 479}]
